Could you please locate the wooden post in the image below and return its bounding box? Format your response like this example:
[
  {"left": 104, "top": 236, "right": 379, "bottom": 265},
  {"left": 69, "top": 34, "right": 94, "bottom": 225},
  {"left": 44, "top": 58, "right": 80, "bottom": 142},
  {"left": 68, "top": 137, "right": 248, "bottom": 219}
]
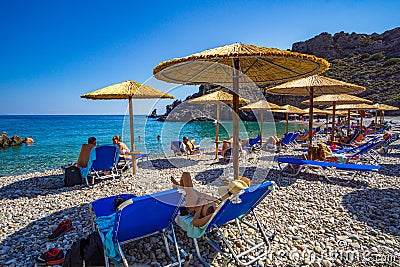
[
  {"left": 260, "top": 111, "right": 263, "bottom": 147},
  {"left": 360, "top": 110, "right": 363, "bottom": 130},
  {"left": 326, "top": 114, "right": 329, "bottom": 136},
  {"left": 286, "top": 112, "right": 289, "bottom": 134},
  {"left": 307, "top": 88, "right": 314, "bottom": 159},
  {"left": 331, "top": 102, "right": 336, "bottom": 143},
  {"left": 232, "top": 58, "right": 240, "bottom": 180},
  {"left": 215, "top": 101, "right": 220, "bottom": 160},
  {"left": 129, "top": 97, "right": 137, "bottom": 175},
  {"left": 347, "top": 109, "right": 351, "bottom": 136}
]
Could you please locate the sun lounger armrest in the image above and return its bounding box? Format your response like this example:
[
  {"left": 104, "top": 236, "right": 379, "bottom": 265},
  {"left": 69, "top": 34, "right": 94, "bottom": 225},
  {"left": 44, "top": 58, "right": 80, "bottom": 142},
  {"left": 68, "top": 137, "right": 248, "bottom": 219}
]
[{"left": 117, "top": 199, "right": 134, "bottom": 211}]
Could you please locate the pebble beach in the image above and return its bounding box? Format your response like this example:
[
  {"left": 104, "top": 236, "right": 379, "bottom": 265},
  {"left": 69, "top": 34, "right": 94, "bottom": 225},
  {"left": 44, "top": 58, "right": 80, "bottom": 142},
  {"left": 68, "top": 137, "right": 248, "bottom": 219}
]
[{"left": 0, "top": 133, "right": 399, "bottom": 267}]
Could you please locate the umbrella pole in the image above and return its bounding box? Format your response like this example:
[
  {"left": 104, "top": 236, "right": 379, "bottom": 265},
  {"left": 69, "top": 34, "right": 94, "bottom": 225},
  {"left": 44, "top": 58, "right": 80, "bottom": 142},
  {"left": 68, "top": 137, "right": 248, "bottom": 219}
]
[
  {"left": 361, "top": 111, "right": 363, "bottom": 129},
  {"left": 215, "top": 101, "right": 220, "bottom": 160},
  {"left": 260, "top": 111, "right": 263, "bottom": 147},
  {"left": 326, "top": 115, "right": 329, "bottom": 137},
  {"left": 308, "top": 88, "right": 314, "bottom": 159},
  {"left": 375, "top": 110, "right": 378, "bottom": 131},
  {"left": 286, "top": 112, "right": 289, "bottom": 134},
  {"left": 129, "top": 97, "right": 137, "bottom": 175},
  {"left": 232, "top": 58, "right": 240, "bottom": 180},
  {"left": 331, "top": 102, "right": 336, "bottom": 143},
  {"left": 347, "top": 110, "right": 351, "bottom": 136}
]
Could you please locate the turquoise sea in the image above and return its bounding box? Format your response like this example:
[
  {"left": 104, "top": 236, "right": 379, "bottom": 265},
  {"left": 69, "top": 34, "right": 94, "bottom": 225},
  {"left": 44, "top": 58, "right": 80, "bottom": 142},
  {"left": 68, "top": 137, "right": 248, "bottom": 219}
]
[{"left": 0, "top": 115, "right": 307, "bottom": 176}]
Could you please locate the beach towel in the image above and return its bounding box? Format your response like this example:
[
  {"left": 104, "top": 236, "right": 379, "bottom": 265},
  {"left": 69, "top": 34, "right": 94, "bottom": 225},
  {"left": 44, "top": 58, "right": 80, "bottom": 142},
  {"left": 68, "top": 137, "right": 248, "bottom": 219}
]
[
  {"left": 94, "top": 212, "right": 121, "bottom": 266},
  {"left": 175, "top": 202, "right": 223, "bottom": 238},
  {"left": 175, "top": 214, "right": 210, "bottom": 238}
]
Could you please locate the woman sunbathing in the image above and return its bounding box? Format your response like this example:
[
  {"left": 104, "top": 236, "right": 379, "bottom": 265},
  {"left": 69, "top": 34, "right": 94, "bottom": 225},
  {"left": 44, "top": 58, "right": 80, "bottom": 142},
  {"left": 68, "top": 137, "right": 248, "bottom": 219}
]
[
  {"left": 171, "top": 172, "right": 249, "bottom": 227},
  {"left": 181, "top": 136, "right": 199, "bottom": 154}
]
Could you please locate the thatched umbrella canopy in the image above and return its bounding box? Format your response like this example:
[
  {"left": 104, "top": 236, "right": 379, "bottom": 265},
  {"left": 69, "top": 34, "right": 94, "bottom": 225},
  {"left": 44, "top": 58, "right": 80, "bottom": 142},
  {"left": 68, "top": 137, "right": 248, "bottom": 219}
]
[
  {"left": 373, "top": 103, "right": 399, "bottom": 126},
  {"left": 239, "top": 100, "right": 283, "bottom": 146},
  {"left": 302, "top": 94, "right": 371, "bottom": 141},
  {"left": 188, "top": 91, "right": 248, "bottom": 159},
  {"left": 153, "top": 43, "right": 329, "bottom": 180},
  {"left": 326, "top": 103, "right": 377, "bottom": 132},
  {"left": 267, "top": 75, "right": 365, "bottom": 153},
  {"left": 302, "top": 107, "right": 330, "bottom": 115},
  {"left": 270, "top": 104, "right": 305, "bottom": 133},
  {"left": 81, "top": 80, "right": 174, "bottom": 174}
]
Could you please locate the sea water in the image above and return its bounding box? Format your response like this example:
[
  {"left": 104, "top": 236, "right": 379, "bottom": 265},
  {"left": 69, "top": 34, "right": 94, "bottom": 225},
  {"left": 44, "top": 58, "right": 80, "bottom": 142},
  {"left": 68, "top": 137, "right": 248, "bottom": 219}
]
[{"left": 0, "top": 115, "right": 307, "bottom": 176}]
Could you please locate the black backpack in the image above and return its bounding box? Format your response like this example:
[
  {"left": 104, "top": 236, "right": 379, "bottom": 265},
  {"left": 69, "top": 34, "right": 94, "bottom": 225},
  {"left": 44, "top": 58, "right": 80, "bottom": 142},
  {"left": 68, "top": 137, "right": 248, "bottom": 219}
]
[
  {"left": 63, "top": 238, "right": 84, "bottom": 267},
  {"left": 63, "top": 231, "right": 105, "bottom": 267},
  {"left": 64, "top": 166, "right": 82, "bottom": 187}
]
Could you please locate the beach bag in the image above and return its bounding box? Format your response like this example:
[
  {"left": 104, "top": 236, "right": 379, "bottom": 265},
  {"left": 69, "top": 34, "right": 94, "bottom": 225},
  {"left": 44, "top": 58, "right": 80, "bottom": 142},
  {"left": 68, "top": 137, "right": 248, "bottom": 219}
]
[
  {"left": 64, "top": 166, "right": 82, "bottom": 187},
  {"left": 63, "top": 232, "right": 105, "bottom": 267},
  {"left": 83, "top": 231, "right": 105, "bottom": 266},
  {"left": 63, "top": 238, "right": 84, "bottom": 267}
]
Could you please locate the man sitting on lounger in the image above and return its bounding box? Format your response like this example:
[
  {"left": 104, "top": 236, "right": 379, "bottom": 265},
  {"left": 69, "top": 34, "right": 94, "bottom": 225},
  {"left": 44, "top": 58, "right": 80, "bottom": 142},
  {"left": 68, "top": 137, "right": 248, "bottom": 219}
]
[
  {"left": 171, "top": 172, "right": 249, "bottom": 227},
  {"left": 77, "top": 137, "right": 97, "bottom": 168}
]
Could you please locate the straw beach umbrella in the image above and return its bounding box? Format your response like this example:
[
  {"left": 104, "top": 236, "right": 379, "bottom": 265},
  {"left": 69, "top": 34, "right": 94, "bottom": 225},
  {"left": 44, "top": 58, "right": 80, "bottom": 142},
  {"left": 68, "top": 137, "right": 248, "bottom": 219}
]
[
  {"left": 188, "top": 90, "right": 248, "bottom": 159},
  {"left": 267, "top": 75, "right": 366, "bottom": 154},
  {"left": 153, "top": 43, "right": 329, "bottom": 180},
  {"left": 239, "top": 100, "right": 284, "bottom": 146},
  {"left": 302, "top": 107, "right": 330, "bottom": 115},
  {"left": 373, "top": 103, "right": 399, "bottom": 126},
  {"left": 81, "top": 80, "right": 174, "bottom": 174},
  {"left": 270, "top": 104, "right": 305, "bottom": 134},
  {"left": 302, "top": 94, "right": 372, "bottom": 142},
  {"left": 326, "top": 103, "right": 377, "bottom": 134}
]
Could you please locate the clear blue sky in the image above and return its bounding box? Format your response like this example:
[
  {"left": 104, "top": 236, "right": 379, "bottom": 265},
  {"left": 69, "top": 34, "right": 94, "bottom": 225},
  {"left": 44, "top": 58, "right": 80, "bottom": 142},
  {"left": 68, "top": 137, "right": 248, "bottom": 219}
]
[{"left": 1, "top": 0, "right": 399, "bottom": 115}]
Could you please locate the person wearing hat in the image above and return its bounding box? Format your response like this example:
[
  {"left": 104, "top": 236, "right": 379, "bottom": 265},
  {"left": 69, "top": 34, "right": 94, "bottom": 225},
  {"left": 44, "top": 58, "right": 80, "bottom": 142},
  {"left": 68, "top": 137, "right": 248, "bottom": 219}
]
[{"left": 171, "top": 172, "right": 250, "bottom": 227}]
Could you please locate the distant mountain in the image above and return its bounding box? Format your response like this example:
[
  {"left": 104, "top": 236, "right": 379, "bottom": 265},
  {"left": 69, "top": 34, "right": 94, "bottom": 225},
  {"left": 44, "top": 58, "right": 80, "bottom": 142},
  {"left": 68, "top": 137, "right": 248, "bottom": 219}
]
[{"left": 290, "top": 27, "right": 400, "bottom": 114}]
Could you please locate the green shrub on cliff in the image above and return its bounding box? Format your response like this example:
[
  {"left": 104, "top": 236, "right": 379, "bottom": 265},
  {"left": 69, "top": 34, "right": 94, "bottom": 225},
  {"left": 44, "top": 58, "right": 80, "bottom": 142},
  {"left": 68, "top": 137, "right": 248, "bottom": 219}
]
[
  {"left": 383, "top": 58, "right": 400, "bottom": 66},
  {"left": 369, "top": 52, "right": 386, "bottom": 61}
]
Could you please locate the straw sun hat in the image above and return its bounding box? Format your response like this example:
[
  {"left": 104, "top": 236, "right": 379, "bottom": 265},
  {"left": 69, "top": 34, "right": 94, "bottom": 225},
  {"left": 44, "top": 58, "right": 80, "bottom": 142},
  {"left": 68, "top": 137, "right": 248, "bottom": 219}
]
[{"left": 218, "top": 178, "right": 250, "bottom": 198}]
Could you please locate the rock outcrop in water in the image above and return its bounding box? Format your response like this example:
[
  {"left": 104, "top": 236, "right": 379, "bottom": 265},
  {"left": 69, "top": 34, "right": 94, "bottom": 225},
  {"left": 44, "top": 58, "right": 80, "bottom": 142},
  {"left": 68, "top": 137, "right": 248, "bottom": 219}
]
[{"left": 0, "top": 134, "right": 24, "bottom": 147}]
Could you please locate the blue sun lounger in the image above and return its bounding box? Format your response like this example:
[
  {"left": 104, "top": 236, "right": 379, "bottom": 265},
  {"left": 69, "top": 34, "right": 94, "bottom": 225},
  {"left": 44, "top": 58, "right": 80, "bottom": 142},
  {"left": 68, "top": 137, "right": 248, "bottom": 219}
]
[
  {"left": 91, "top": 189, "right": 186, "bottom": 267},
  {"left": 85, "top": 145, "right": 119, "bottom": 186},
  {"left": 176, "top": 181, "right": 276, "bottom": 266},
  {"left": 339, "top": 139, "right": 385, "bottom": 164},
  {"left": 280, "top": 132, "right": 294, "bottom": 148},
  {"left": 277, "top": 157, "right": 381, "bottom": 180},
  {"left": 245, "top": 135, "right": 262, "bottom": 153},
  {"left": 287, "top": 132, "right": 300, "bottom": 147}
]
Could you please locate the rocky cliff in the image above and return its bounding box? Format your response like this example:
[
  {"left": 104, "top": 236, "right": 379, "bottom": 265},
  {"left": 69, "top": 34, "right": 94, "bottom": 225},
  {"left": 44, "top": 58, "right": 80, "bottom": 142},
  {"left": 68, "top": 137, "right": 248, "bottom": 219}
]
[
  {"left": 290, "top": 27, "right": 400, "bottom": 114},
  {"left": 292, "top": 27, "right": 400, "bottom": 61}
]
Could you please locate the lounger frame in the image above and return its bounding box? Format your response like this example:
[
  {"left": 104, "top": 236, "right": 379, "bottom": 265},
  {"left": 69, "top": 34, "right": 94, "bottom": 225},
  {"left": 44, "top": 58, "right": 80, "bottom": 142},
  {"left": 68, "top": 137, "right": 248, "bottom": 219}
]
[
  {"left": 277, "top": 158, "right": 380, "bottom": 181},
  {"left": 86, "top": 145, "right": 119, "bottom": 186},
  {"left": 91, "top": 190, "right": 187, "bottom": 267},
  {"left": 184, "top": 182, "right": 276, "bottom": 266}
]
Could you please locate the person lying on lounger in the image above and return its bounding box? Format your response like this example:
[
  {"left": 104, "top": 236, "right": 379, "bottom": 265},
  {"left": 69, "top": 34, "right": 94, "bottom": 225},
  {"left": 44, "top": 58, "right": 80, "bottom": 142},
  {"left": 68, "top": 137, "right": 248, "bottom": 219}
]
[
  {"left": 181, "top": 136, "right": 200, "bottom": 155},
  {"left": 171, "top": 172, "right": 250, "bottom": 227},
  {"left": 221, "top": 137, "right": 246, "bottom": 158}
]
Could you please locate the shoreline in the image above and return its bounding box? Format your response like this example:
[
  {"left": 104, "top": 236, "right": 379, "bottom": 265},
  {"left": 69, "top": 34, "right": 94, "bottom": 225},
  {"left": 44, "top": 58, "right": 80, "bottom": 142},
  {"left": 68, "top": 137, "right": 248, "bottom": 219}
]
[{"left": 1, "top": 143, "right": 399, "bottom": 266}]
